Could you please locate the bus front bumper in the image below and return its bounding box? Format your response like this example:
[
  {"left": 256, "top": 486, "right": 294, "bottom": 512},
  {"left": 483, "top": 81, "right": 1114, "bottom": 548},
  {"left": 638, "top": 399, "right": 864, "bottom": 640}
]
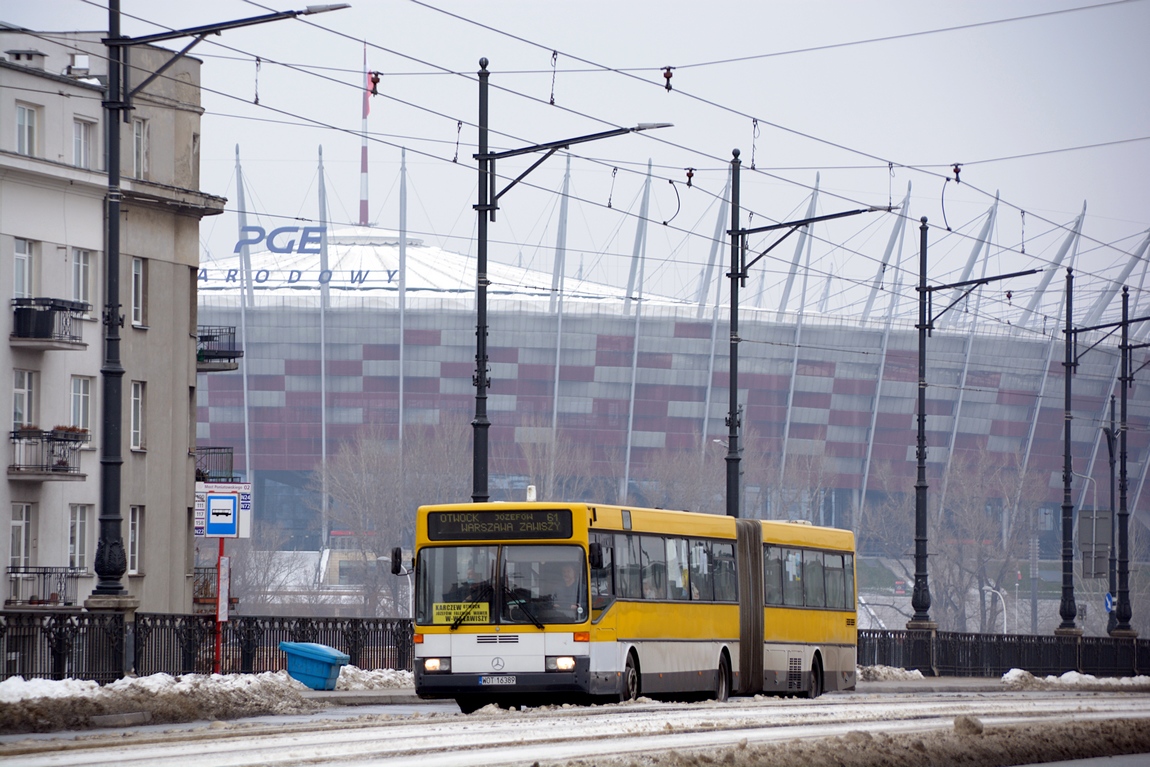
[{"left": 415, "top": 656, "right": 592, "bottom": 700}]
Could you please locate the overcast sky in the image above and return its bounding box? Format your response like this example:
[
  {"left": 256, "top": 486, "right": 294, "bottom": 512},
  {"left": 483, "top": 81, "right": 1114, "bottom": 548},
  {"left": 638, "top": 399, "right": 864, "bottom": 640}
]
[{"left": 7, "top": 0, "right": 1149, "bottom": 323}]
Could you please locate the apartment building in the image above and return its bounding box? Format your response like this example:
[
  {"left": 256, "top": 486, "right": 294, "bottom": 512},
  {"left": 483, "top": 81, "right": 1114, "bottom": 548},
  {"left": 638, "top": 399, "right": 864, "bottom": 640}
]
[{"left": 1, "top": 27, "right": 225, "bottom": 613}]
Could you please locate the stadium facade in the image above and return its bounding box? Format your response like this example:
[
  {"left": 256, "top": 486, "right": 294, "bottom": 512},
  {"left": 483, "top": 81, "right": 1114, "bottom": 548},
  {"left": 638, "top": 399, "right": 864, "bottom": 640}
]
[{"left": 197, "top": 198, "right": 1150, "bottom": 555}]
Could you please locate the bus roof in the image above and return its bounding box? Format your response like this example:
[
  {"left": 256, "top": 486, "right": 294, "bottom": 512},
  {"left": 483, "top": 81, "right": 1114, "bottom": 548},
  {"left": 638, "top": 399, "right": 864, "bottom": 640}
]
[
  {"left": 760, "top": 518, "right": 855, "bottom": 550},
  {"left": 415, "top": 503, "right": 853, "bottom": 551}
]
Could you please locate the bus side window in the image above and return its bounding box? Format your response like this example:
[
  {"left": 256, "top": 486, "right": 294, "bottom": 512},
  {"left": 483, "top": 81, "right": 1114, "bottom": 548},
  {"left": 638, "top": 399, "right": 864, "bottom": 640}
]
[
  {"left": 804, "top": 550, "right": 826, "bottom": 608},
  {"left": 782, "top": 548, "right": 803, "bottom": 606},
  {"left": 615, "top": 534, "right": 642, "bottom": 599},
  {"left": 591, "top": 533, "right": 615, "bottom": 597},
  {"left": 665, "top": 538, "right": 690, "bottom": 600},
  {"left": 640, "top": 535, "right": 667, "bottom": 600},
  {"left": 844, "top": 554, "right": 856, "bottom": 609},
  {"left": 763, "top": 545, "right": 784, "bottom": 605},
  {"left": 689, "top": 540, "right": 713, "bottom": 601},
  {"left": 824, "top": 552, "right": 845, "bottom": 609},
  {"left": 711, "top": 541, "right": 738, "bottom": 602}
]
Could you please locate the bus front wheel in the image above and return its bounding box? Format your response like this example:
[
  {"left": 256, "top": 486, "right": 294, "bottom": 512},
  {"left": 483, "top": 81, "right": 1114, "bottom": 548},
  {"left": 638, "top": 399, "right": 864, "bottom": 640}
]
[
  {"left": 619, "top": 654, "right": 640, "bottom": 703},
  {"left": 806, "top": 656, "right": 823, "bottom": 699}
]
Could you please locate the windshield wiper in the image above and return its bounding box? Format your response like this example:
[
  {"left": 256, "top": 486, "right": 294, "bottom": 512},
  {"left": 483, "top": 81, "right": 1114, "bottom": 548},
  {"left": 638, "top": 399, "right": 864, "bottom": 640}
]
[
  {"left": 503, "top": 585, "right": 544, "bottom": 629},
  {"left": 450, "top": 581, "right": 493, "bottom": 631}
]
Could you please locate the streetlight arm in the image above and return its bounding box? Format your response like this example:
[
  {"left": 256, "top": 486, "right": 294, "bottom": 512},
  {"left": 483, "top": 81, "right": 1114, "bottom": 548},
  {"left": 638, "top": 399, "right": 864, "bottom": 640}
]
[
  {"left": 478, "top": 123, "right": 671, "bottom": 162},
  {"left": 105, "top": 5, "right": 349, "bottom": 46},
  {"left": 492, "top": 147, "right": 560, "bottom": 203},
  {"left": 924, "top": 267, "right": 1042, "bottom": 327},
  {"left": 734, "top": 206, "right": 895, "bottom": 275}
]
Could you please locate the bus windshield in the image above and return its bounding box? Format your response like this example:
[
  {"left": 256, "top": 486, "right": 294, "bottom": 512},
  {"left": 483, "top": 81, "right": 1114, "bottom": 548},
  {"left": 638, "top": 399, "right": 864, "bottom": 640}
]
[{"left": 416, "top": 545, "right": 587, "bottom": 626}]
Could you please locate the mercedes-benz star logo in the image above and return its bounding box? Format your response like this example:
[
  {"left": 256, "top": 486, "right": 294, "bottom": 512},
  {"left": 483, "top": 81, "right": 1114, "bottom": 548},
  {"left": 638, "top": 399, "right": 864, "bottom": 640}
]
[{"left": 491, "top": 657, "right": 505, "bottom": 671}]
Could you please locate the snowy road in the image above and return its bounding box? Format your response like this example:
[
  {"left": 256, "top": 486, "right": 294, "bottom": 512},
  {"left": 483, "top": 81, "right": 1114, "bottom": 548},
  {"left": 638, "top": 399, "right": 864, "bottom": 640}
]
[{"left": 6, "top": 691, "right": 1150, "bottom": 767}]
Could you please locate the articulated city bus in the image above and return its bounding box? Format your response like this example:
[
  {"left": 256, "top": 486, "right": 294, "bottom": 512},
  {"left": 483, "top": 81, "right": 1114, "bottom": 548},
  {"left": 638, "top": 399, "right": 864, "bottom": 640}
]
[{"left": 392, "top": 502, "right": 855, "bottom": 712}]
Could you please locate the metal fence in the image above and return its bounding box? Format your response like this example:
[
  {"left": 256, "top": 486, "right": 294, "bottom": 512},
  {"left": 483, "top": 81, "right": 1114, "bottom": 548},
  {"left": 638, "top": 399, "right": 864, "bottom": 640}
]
[
  {"left": 859, "top": 629, "right": 1150, "bottom": 677},
  {"left": 1, "top": 611, "right": 412, "bottom": 683},
  {"left": 6, "top": 611, "right": 1149, "bottom": 683},
  {"left": 1, "top": 611, "right": 126, "bottom": 683}
]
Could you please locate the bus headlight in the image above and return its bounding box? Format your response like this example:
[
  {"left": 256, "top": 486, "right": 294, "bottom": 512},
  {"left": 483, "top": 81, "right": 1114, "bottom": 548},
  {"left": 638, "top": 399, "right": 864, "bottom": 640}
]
[
  {"left": 423, "top": 657, "right": 451, "bottom": 673},
  {"left": 546, "top": 656, "right": 576, "bottom": 672}
]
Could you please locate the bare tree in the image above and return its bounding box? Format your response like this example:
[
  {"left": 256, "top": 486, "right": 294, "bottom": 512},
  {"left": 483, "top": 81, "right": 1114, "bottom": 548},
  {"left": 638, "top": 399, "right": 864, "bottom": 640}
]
[
  {"left": 513, "top": 415, "right": 602, "bottom": 502},
  {"left": 930, "top": 448, "right": 1043, "bottom": 632},
  {"left": 632, "top": 440, "right": 725, "bottom": 515},
  {"left": 226, "top": 522, "right": 308, "bottom": 609}
]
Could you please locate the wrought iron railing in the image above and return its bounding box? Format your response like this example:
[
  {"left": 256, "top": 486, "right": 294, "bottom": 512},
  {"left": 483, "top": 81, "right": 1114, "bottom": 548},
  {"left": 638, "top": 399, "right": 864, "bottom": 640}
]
[
  {"left": 5, "top": 615, "right": 1149, "bottom": 683},
  {"left": 11, "top": 297, "right": 89, "bottom": 342},
  {"left": 194, "top": 446, "right": 239, "bottom": 483},
  {"left": 0, "top": 610, "right": 413, "bottom": 682},
  {"left": 8, "top": 428, "right": 90, "bottom": 475},
  {"left": 133, "top": 614, "right": 413, "bottom": 676},
  {"left": 0, "top": 611, "right": 125, "bottom": 682},
  {"left": 196, "top": 325, "right": 243, "bottom": 363},
  {"left": 5, "top": 566, "right": 88, "bottom": 607},
  {"left": 858, "top": 629, "right": 1150, "bottom": 678}
]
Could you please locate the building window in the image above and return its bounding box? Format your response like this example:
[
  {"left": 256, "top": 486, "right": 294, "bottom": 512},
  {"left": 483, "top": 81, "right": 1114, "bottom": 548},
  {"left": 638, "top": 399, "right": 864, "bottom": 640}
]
[
  {"left": 71, "top": 376, "right": 92, "bottom": 432},
  {"left": 128, "top": 505, "right": 143, "bottom": 574},
  {"left": 16, "top": 103, "right": 38, "bottom": 156},
  {"left": 14, "top": 238, "right": 33, "bottom": 298},
  {"left": 130, "top": 380, "right": 146, "bottom": 449},
  {"left": 10, "top": 504, "right": 32, "bottom": 568},
  {"left": 73, "top": 119, "right": 93, "bottom": 169},
  {"left": 72, "top": 248, "right": 91, "bottom": 307},
  {"left": 190, "top": 132, "right": 200, "bottom": 187},
  {"left": 131, "top": 257, "right": 146, "bottom": 325},
  {"left": 132, "top": 117, "right": 148, "bottom": 178},
  {"left": 69, "top": 504, "right": 90, "bottom": 570},
  {"left": 13, "top": 370, "right": 36, "bottom": 429}
]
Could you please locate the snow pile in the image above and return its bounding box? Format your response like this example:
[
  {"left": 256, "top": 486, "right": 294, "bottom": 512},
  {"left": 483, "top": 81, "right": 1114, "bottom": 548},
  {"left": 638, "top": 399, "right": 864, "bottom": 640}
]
[
  {"left": 335, "top": 666, "right": 413, "bottom": 690},
  {"left": 857, "top": 665, "right": 925, "bottom": 682},
  {"left": 0, "top": 670, "right": 317, "bottom": 734},
  {"left": 0, "top": 664, "right": 413, "bottom": 734},
  {"left": 1002, "top": 668, "right": 1150, "bottom": 691}
]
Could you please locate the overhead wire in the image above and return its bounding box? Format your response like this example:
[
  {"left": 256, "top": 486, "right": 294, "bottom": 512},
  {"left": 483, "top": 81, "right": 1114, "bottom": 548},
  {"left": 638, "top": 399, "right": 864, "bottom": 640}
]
[
  {"left": 48, "top": 1, "right": 1148, "bottom": 321},
  {"left": 405, "top": 0, "right": 1149, "bottom": 265}
]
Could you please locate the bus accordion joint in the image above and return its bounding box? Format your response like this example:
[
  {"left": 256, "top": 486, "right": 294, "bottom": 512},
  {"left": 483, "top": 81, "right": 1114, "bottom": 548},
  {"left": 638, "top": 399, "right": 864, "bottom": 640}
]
[{"left": 573, "top": 631, "right": 590, "bottom": 642}]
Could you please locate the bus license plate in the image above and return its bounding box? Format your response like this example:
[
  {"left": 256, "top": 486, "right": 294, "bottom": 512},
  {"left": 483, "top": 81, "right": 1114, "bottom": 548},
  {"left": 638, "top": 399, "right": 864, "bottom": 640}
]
[{"left": 480, "top": 675, "right": 516, "bottom": 686}]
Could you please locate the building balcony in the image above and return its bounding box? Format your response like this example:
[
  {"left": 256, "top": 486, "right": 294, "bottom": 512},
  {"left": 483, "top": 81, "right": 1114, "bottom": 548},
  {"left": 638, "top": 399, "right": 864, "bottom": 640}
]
[
  {"left": 195, "top": 445, "right": 240, "bottom": 483},
  {"left": 10, "top": 297, "right": 90, "bottom": 350},
  {"left": 192, "top": 566, "right": 238, "bottom": 614},
  {"left": 5, "top": 566, "right": 88, "bottom": 608},
  {"left": 197, "top": 325, "right": 243, "bottom": 372},
  {"left": 7, "top": 427, "right": 90, "bottom": 481}
]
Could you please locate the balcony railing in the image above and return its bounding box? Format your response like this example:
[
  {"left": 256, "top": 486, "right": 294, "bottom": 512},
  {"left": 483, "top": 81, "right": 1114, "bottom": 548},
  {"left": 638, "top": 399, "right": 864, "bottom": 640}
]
[
  {"left": 192, "top": 566, "right": 238, "bottom": 614},
  {"left": 195, "top": 445, "right": 239, "bottom": 483},
  {"left": 197, "top": 325, "right": 243, "bottom": 371},
  {"left": 10, "top": 297, "right": 89, "bottom": 347},
  {"left": 5, "top": 566, "right": 88, "bottom": 607},
  {"left": 8, "top": 427, "right": 90, "bottom": 479}
]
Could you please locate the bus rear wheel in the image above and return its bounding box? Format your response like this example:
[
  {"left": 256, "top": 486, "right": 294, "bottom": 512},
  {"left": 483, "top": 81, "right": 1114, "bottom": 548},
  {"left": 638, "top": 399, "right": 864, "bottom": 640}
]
[
  {"left": 713, "top": 655, "right": 731, "bottom": 702},
  {"left": 619, "top": 654, "right": 639, "bottom": 703},
  {"left": 806, "top": 657, "right": 823, "bottom": 699}
]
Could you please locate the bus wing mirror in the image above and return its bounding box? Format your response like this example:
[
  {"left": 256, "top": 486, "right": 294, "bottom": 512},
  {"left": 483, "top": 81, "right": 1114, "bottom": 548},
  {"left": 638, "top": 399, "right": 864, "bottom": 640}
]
[
  {"left": 588, "top": 542, "right": 603, "bottom": 570},
  {"left": 390, "top": 546, "right": 404, "bottom": 575}
]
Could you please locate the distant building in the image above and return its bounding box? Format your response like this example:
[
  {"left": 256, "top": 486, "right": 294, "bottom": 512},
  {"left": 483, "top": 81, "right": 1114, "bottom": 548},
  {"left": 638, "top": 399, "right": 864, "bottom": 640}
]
[
  {"left": 198, "top": 220, "right": 1150, "bottom": 554},
  {"left": 1, "top": 28, "right": 225, "bottom": 614}
]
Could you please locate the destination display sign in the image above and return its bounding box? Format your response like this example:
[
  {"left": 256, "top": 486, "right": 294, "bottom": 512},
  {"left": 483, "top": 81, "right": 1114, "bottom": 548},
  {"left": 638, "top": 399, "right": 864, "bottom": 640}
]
[{"left": 427, "top": 509, "right": 573, "bottom": 541}]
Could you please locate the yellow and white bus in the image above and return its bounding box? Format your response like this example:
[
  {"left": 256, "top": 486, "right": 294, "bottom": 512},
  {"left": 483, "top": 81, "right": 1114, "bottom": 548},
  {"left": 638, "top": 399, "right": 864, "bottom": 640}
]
[{"left": 393, "top": 502, "right": 855, "bottom": 712}]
